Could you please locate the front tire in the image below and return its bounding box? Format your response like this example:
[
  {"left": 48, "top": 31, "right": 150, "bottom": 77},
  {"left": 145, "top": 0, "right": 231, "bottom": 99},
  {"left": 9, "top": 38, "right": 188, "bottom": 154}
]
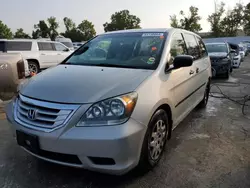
[
  {"left": 137, "top": 109, "right": 169, "bottom": 172},
  {"left": 28, "top": 61, "right": 40, "bottom": 74}
]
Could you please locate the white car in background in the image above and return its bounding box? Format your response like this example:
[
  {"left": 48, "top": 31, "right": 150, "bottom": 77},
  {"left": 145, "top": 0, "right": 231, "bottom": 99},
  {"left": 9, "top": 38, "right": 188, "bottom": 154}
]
[
  {"left": 55, "top": 37, "right": 74, "bottom": 51},
  {"left": 0, "top": 39, "right": 73, "bottom": 74},
  {"left": 239, "top": 44, "right": 245, "bottom": 61}
]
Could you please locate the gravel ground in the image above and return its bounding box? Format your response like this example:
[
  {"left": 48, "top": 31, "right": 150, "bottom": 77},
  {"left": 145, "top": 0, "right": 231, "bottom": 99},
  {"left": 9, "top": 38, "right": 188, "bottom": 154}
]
[{"left": 0, "top": 58, "right": 250, "bottom": 188}]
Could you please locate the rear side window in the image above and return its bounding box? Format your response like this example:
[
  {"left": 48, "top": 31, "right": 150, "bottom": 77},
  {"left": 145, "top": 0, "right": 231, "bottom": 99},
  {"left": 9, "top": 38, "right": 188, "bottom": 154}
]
[
  {"left": 38, "top": 42, "right": 54, "bottom": 51},
  {"left": 196, "top": 37, "right": 208, "bottom": 57},
  {"left": 169, "top": 33, "right": 187, "bottom": 65},
  {"left": 183, "top": 34, "right": 200, "bottom": 60},
  {"left": 0, "top": 41, "right": 6, "bottom": 52},
  {"left": 6, "top": 41, "right": 32, "bottom": 51}
]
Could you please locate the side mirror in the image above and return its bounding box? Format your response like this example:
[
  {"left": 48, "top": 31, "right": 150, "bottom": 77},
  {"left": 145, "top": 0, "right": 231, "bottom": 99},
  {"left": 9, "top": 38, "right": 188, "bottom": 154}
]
[
  {"left": 173, "top": 55, "right": 193, "bottom": 69},
  {"left": 63, "top": 48, "right": 70, "bottom": 52},
  {"left": 230, "top": 49, "right": 236, "bottom": 53}
]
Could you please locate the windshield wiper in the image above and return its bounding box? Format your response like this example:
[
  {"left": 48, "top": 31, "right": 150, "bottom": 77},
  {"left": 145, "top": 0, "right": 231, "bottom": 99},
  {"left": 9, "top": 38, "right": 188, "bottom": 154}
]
[{"left": 96, "top": 63, "right": 138, "bottom": 69}]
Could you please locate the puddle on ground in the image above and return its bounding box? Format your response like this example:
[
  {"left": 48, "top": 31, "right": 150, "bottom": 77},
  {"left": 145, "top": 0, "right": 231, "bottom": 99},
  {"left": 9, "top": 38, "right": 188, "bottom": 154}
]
[
  {"left": 228, "top": 76, "right": 239, "bottom": 83},
  {"left": 205, "top": 98, "right": 222, "bottom": 116},
  {"left": 187, "top": 133, "right": 210, "bottom": 140}
]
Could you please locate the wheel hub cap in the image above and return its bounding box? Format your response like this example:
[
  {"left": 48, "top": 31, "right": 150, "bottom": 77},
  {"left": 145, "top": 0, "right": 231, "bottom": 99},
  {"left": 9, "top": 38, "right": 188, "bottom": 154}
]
[{"left": 149, "top": 120, "right": 167, "bottom": 160}]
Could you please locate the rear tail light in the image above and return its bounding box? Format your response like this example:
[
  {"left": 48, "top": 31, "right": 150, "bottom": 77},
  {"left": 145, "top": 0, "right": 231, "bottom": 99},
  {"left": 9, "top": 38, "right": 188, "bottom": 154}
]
[{"left": 16, "top": 59, "right": 25, "bottom": 79}]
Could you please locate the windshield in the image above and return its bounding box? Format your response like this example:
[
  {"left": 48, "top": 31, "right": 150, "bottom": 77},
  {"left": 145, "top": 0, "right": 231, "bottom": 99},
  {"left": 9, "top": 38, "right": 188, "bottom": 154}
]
[
  {"left": 62, "top": 42, "right": 73, "bottom": 48},
  {"left": 206, "top": 44, "right": 228, "bottom": 53},
  {"left": 64, "top": 32, "right": 167, "bottom": 70}
]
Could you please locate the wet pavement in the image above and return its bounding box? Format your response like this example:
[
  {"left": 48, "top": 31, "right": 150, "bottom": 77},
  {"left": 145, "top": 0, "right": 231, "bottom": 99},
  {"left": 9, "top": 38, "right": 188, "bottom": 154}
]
[{"left": 0, "top": 58, "right": 250, "bottom": 188}]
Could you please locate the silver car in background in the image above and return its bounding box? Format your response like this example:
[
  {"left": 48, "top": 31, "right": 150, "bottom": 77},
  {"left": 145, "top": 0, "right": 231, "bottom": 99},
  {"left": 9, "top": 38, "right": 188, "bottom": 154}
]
[{"left": 6, "top": 28, "right": 211, "bottom": 175}]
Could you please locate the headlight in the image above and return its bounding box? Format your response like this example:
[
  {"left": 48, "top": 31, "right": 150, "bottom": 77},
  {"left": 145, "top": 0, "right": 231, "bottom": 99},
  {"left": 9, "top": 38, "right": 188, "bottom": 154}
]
[{"left": 77, "top": 92, "right": 138, "bottom": 126}]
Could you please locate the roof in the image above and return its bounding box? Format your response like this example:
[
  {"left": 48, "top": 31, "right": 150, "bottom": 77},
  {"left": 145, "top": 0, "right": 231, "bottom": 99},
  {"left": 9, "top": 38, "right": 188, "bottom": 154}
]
[
  {"left": 205, "top": 42, "right": 227, "bottom": 45},
  {"left": 102, "top": 28, "right": 172, "bottom": 35}
]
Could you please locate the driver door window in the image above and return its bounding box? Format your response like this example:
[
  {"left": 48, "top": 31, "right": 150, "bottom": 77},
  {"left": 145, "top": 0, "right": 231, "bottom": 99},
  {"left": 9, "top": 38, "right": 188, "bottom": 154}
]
[
  {"left": 169, "top": 33, "right": 187, "bottom": 65},
  {"left": 54, "top": 43, "right": 68, "bottom": 51}
]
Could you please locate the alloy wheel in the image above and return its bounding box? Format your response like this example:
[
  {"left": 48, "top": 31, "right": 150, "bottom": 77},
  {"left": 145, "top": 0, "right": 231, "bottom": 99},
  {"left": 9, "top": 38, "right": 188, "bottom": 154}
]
[{"left": 148, "top": 119, "right": 167, "bottom": 161}]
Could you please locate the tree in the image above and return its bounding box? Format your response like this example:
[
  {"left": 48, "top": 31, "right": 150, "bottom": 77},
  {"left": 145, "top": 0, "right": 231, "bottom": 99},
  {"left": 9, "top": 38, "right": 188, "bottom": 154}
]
[
  {"left": 207, "top": 2, "right": 225, "bottom": 37},
  {"left": 47, "top": 16, "right": 59, "bottom": 41},
  {"left": 63, "top": 17, "right": 76, "bottom": 32},
  {"left": 243, "top": 3, "right": 250, "bottom": 35},
  {"left": 170, "top": 15, "right": 181, "bottom": 28},
  {"left": 170, "top": 6, "right": 202, "bottom": 32},
  {"left": 33, "top": 20, "right": 49, "bottom": 39},
  {"left": 0, "top": 20, "right": 12, "bottom": 39},
  {"left": 32, "top": 17, "right": 59, "bottom": 40},
  {"left": 77, "top": 20, "right": 96, "bottom": 41},
  {"left": 103, "top": 10, "right": 141, "bottom": 32},
  {"left": 14, "top": 28, "right": 31, "bottom": 39},
  {"left": 61, "top": 18, "right": 96, "bottom": 42},
  {"left": 220, "top": 3, "right": 244, "bottom": 37}
]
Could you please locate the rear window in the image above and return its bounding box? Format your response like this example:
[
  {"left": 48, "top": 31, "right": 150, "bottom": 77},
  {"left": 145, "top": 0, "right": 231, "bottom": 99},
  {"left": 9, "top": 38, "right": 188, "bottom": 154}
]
[
  {"left": 38, "top": 42, "right": 54, "bottom": 51},
  {"left": 6, "top": 41, "right": 32, "bottom": 51}
]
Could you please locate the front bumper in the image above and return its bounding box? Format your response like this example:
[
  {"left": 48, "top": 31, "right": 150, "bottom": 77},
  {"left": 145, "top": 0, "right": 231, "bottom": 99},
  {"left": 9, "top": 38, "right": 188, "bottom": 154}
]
[
  {"left": 5, "top": 101, "right": 146, "bottom": 175},
  {"left": 211, "top": 62, "right": 230, "bottom": 75},
  {"left": 233, "top": 57, "right": 241, "bottom": 67}
]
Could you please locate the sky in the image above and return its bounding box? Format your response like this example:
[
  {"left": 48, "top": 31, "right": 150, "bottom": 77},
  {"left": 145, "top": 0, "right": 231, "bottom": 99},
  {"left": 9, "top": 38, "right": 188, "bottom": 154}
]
[{"left": 0, "top": 0, "right": 248, "bottom": 35}]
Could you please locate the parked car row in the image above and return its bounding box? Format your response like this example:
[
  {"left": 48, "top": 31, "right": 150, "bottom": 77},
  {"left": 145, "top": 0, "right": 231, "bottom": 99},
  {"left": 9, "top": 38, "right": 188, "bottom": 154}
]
[{"left": 204, "top": 40, "right": 248, "bottom": 79}]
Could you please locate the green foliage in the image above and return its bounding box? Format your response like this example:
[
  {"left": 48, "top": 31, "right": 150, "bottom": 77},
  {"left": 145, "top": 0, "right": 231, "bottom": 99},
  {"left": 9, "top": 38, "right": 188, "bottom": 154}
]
[
  {"left": 14, "top": 28, "right": 31, "bottom": 39},
  {"left": 61, "top": 18, "right": 96, "bottom": 42},
  {"left": 220, "top": 3, "right": 244, "bottom": 37},
  {"left": 0, "top": 20, "right": 12, "bottom": 39},
  {"left": 207, "top": 2, "right": 225, "bottom": 37},
  {"left": 77, "top": 20, "right": 96, "bottom": 40},
  {"left": 32, "top": 17, "right": 59, "bottom": 40},
  {"left": 103, "top": 10, "right": 141, "bottom": 32},
  {"left": 244, "top": 3, "right": 250, "bottom": 35},
  {"left": 63, "top": 17, "right": 76, "bottom": 32},
  {"left": 47, "top": 17, "right": 59, "bottom": 41},
  {"left": 170, "top": 6, "right": 202, "bottom": 32},
  {"left": 33, "top": 20, "right": 49, "bottom": 39}
]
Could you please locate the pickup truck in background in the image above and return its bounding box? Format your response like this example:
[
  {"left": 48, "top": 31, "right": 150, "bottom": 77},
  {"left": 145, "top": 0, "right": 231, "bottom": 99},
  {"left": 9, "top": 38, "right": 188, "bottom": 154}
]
[
  {"left": 0, "top": 39, "right": 73, "bottom": 74},
  {"left": 0, "top": 53, "right": 29, "bottom": 93}
]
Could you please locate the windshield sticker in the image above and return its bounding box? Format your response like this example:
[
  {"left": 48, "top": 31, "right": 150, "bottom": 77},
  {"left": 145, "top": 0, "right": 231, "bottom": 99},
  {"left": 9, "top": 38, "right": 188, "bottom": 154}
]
[
  {"left": 142, "top": 33, "right": 164, "bottom": 37},
  {"left": 147, "top": 57, "right": 156, "bottom": 64}
]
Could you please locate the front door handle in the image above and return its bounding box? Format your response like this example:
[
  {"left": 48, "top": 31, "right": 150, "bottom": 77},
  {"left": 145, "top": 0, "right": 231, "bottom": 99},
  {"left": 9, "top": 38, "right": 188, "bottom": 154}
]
[
  {"left": 189, "top": 70, "right": 194, "bottom": 75},
  {"left": 41, "top": 53, "right": 46, "bottom": 55},
  {"left": 196, "top": 68, "right": 199, "bottom": 73}
]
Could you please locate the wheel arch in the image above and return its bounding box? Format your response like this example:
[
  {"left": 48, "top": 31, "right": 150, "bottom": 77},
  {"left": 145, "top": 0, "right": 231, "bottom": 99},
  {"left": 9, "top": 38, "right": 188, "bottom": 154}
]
[{"left": 27, "top": 59, "right": 40, "bottom": 68}]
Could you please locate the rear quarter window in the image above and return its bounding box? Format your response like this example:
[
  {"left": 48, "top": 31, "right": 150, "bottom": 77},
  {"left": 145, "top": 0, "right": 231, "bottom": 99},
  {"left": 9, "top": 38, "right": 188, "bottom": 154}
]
[{"left": 6, "top": 41, "right": 32, "bottom": 51}]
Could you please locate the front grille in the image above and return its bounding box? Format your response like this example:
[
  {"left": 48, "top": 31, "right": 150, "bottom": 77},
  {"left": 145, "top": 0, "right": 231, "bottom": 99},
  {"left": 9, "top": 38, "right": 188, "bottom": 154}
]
[{"left": 14, "top": 95, "right": 80, "bottom": 132}]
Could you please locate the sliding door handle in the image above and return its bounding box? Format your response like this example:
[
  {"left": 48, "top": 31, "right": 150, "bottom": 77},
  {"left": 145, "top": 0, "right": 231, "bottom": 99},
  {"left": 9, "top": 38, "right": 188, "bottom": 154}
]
[
  {"left": 189, "top": 70, "right": 194, "bottom": 75},
  {"left": 196, "top": 68, "right": 199, "bottom": 73}
]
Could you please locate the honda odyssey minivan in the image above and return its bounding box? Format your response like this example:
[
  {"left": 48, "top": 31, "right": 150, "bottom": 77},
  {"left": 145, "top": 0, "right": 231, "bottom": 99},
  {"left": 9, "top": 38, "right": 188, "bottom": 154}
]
[{"left": 6, "top": 28, "right": 211, "bottom": 175}]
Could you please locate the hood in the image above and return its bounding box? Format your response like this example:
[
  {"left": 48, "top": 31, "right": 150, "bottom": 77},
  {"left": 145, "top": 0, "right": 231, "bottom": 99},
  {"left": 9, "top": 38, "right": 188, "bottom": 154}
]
[
  {"left": 20, "top": 65, "right": 153, "bottom": 104},
  {"left": 208, "top": 52, "right": 228, "bottom": 58}
]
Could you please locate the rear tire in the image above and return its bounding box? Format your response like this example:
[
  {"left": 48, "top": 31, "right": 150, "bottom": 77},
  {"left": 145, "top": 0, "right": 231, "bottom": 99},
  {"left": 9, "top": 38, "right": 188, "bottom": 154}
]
[
  {"left": 28, "top": 61, "right": 40, "bottom": 74},
  {"left": 224, "top": 69, "right": 229, "bottom": 79},
  {"left": 198, "top": 82, "right": 210, "bottom": 108},
  {"left": 137, "top": 109, "right": 169, "bottom": 173}
]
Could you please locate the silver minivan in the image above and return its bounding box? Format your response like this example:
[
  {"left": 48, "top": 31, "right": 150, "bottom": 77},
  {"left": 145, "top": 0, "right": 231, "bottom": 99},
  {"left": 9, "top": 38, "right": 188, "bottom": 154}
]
[{"left": 6, "top": 28, "right": 211, "bottom": 175}]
